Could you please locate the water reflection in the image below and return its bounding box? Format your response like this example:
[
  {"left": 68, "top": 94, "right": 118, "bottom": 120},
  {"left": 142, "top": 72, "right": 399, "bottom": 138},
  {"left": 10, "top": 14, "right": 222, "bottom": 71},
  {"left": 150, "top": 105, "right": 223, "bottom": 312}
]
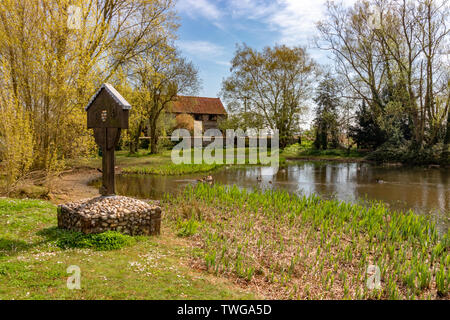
[{"left": 104, "top": 161, "right": 449, "bottom": 232}]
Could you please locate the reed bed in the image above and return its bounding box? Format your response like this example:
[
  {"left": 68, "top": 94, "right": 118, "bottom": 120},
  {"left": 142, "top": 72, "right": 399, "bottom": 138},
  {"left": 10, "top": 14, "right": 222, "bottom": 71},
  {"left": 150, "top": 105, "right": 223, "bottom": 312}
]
[
  {"left": 122, "top": 163, "right": 222, "bottom": 175},
  {"left": 164, "top": 183, "right": 449, "bottom": 299},
  {"left": 122, "top": 148, "right": 285, "bottom": 175}
]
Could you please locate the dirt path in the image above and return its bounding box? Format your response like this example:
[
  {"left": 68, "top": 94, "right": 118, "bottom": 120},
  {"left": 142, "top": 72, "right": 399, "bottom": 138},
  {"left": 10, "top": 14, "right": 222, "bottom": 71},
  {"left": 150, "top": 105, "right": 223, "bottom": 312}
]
[{"left": 48, "top": 168, "right": 101, "bottom": 204}]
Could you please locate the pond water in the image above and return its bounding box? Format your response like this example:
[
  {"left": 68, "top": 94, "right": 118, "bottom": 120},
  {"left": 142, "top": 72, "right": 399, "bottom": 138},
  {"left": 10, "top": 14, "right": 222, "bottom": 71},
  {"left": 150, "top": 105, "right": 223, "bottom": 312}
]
[{"left": 96, "top": 161, "right": 450, "bottom": 232}]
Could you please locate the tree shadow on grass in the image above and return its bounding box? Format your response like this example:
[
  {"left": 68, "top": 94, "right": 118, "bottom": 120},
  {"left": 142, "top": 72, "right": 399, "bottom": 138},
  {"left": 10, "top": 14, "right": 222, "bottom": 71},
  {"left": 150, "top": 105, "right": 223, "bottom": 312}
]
[
  {"left": 2, "top": 227, "right": 136, "bottom": 256},
  {"left": 0, "top": 227, "right": 73, "bottom": 257},
  {"left": 36, "top": 226, "right": 72, "bottom": 242},
  {"left": 0, "top": 238, "right": 32, "bottom": 257}
]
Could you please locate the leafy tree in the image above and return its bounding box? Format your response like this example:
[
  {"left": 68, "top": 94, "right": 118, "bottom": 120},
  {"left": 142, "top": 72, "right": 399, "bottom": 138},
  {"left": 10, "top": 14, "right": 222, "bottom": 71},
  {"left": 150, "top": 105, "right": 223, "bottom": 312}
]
[
  {"left": 0, "top": 88, "right": 34, "bottom": 190},
  {"left": 313, "top": 75, "right": 341, "bottom": 150},
  {"left": 217, "top": 111, "right": 265, "bottom": 133},
  {"left": 221, "top": 44, "right": 316, "bottom": 148},
  {"left": 0, "top": 0, "right": 177, "bottom": 182},
  {"left": 127, "top": 48, "right": 200, "bottom": 154},
  {"left": 349, "top": 101, "right": 387, "bottom": 150}
]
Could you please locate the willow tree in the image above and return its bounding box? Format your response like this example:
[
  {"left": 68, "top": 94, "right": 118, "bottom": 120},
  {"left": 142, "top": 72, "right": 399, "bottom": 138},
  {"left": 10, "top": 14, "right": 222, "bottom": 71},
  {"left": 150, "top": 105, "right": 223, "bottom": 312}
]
[
  {"left": 128, "top": 47, "right": 200, "bottom": 154},
  {"left": 0, "top": 0, "right": 177, "bottom": 182},
  {"left": 221, "top": 44, "right": 316, "bottom": 148}
]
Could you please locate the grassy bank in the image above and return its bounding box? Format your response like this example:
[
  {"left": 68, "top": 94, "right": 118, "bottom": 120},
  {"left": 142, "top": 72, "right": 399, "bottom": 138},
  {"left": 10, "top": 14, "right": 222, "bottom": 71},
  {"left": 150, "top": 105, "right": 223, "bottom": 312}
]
[
  {"left": 74, "top": 148, "right": 285, "bottom": 176},
  {"left": 282, "top": 143, "right": 366, "bottom": 162},
  {"left": 122, "top": 162, "right": 223, "bottom": 175},
  {"left": 0, "top": 185, "right": 448, "bottom": 300},
  {"left": 69, "top": 149, "right": 175, "bottom": 171},
  {"left": 165, "top": 184, "right": 449, "bottom": 300},
  {"left": 0, "top": 198, "right": 255, "bottom": 299}
]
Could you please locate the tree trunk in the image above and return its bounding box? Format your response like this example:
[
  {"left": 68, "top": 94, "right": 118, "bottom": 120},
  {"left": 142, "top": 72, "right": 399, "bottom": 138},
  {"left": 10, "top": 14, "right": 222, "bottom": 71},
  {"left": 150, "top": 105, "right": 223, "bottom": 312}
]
[
  {"left": 129, "top": 121, "right": 143, "bottom": 154},
  {"left": 129, "top": 139, "right": 134, "bottom": 154},
  {"left": 150, "top": 118, "right": 158, "bottom": 154},
  {"left": 441, "top": 110, "right": 450, "bottom": 165}
]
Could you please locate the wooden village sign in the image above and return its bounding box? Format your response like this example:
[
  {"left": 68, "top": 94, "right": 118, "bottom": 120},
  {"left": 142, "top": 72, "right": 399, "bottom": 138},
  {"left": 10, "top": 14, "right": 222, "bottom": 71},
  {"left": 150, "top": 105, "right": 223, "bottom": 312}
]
[
  {"left": 85, "top": 83, "right": 131, "bottom": 196},
  {"left": 57, "top": 87, "right": 161, "bottom": 237}
]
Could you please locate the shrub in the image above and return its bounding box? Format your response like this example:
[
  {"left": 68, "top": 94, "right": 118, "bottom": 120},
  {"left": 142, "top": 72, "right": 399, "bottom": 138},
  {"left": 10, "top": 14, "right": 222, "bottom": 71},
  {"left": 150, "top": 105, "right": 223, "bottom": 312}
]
[
  {"left": 157, "top": 136, "right": 176, "bottom": 151},
  {"left": 175, "top": 113, "right": 194, "bottom": 133},
  {"left": 366, "top": 143, "right": 444, "bottom": 165},
  {"left": 56, "top": 231, "right": 136, "bottom": 251},
  {"left": 139, "top": 138, "right": 150, "bottom": 150}
]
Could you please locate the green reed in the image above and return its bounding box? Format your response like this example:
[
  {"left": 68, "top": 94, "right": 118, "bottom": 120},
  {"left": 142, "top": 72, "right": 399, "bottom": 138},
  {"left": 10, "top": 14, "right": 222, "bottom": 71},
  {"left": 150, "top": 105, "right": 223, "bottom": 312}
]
[{"left": 164, "top": 183, "right": 449, "bottom": 299}]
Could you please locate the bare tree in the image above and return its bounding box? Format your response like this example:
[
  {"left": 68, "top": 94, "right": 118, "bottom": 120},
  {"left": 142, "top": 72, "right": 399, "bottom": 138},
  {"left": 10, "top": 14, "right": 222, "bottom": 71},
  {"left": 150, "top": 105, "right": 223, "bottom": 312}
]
[
  {"left": 374, "top": 0, "right": 449, "bottom": 147},
  {"left": 317, "top": 0, "right": 449, "bottom": 154}
]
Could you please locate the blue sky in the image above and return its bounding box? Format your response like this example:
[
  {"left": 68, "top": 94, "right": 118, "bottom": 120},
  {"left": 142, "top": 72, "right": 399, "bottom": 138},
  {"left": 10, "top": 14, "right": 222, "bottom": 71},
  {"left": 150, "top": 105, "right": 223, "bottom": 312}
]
[{"left": 174, "top": 0, "right": 356, "bottom": 100}]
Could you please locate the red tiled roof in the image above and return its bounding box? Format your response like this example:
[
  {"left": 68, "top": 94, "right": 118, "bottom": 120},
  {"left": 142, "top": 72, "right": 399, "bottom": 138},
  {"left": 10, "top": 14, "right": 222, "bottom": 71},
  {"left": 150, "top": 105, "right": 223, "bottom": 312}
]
[{"left": 169, "top": 96, "right": 227, "bottom": 115}]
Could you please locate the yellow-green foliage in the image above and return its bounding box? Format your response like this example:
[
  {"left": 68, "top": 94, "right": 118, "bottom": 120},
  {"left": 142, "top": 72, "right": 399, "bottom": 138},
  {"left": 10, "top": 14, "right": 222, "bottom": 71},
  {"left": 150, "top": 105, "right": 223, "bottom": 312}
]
[
  {"left": 0, "top": 0, "right": 178, "bottom": 182},
  {"left": 0, "top": 93, "right": 34, "bottom": 188}
]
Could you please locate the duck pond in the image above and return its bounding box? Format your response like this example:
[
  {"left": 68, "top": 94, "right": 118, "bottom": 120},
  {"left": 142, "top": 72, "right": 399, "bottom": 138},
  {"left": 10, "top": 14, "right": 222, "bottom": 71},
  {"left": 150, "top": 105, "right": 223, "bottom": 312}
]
[{"left": 92, "top": 161, "right": 450, "bottom": 233}]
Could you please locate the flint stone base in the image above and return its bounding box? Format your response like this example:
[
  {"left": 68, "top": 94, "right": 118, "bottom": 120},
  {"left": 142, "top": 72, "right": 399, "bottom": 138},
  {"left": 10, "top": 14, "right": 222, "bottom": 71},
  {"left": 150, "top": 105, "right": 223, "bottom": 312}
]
[{"left": 57, "top": 196, "right": 161, "bottom": 236}]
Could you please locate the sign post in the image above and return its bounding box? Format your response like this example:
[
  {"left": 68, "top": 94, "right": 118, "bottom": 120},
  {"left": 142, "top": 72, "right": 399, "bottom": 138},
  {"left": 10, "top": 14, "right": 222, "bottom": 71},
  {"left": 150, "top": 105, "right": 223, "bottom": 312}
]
[{"left": 85, "top": 83, "right": 131, "bottom": 196}]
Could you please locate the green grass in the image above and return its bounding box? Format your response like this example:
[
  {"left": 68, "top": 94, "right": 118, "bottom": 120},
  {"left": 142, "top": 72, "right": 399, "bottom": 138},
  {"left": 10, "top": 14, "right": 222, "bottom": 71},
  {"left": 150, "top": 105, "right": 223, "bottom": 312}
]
[
  {"left": 282, "top": 143, "right": 366, "bottom": 161},
  {"left": 0, "top": 198, "right": 56, "bottom": 252},
  {"left": 164, "top": 183, "right": 450, "bottom": 300},
  {"left": 54, "top": 230, "right": 139, "bottom": 250},
  {"left": 2, "top": 185, "right": 448, "bottom": 300},
  {"left": 0, "top": 198, "right": 256, "bottom": 299},
  {"left": 123, "top": 162, "right": 223, "bottom": 175},
  {"left": 69, "top": 149, "right": 174, "bottom": 170},
  {"left": 113, "top": 148, "right": 285, "bottom": 175}
]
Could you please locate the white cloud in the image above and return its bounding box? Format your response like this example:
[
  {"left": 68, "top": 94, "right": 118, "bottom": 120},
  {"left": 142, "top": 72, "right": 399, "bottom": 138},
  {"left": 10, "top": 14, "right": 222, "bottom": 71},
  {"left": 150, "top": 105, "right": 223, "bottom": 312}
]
[
  {"left": 270, "top": 0, "right": 358, "bottom": 45},
  {"left": 178, "top": 40, "right": 225, "bottom": 58},
  {"left": 228, "top": 0, "right": 337, "bottom": 46},
  {"left": 225, "top": 0, "right": 357, "bottom": 46},
  {"left": 177, "top": 40, "right": 231, "bottom": 68},
  {"left": 268, "top": 0, "right": 328, "bottom": 46},
  {"left": 177, "top": 0, "right": 222, "bottom": 21},
  {"left": 215, "top": 60, "right": 231, "bottom": 67},
  {"left": 228, "top": 0, "right": 277, "bottom": 20},
  {"left": 176, "top": 0, "right": 356, "bottom": 47}
]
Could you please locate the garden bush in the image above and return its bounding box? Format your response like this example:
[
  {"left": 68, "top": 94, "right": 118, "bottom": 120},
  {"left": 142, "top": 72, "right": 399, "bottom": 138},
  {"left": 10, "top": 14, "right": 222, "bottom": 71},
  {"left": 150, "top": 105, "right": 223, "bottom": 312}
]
[
  {"left": 56, "top": 230, "right": 137, "bottom": 250},
  {"left": 366, "top": 143, "right": 444, "bottom": 165}
]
